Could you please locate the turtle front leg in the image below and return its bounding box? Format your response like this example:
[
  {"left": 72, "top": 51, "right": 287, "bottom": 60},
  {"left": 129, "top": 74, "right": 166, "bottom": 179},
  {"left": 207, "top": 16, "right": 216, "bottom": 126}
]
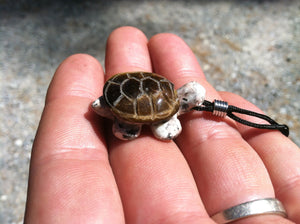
[
  {"left": 151, "top": 115, "right": 182, "bottom": 140},
  {"left": 113, "top": 119, "right": 142, "bottom": 140}
]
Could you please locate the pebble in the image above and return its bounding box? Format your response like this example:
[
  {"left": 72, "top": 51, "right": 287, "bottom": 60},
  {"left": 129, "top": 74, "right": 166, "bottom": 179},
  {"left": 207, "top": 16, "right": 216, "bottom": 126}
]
[{"left": 14, "top": 139, "right": 23, "bottom": 147}]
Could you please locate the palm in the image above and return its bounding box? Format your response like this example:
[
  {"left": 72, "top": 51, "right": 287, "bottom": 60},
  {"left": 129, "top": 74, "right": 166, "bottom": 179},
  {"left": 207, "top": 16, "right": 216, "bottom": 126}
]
[{"left": 24, "top": 27, "right": 300, "bottom": 224}]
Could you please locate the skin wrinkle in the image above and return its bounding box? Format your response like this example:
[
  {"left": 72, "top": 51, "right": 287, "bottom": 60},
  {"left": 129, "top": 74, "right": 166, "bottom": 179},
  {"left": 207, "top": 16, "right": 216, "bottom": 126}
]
[
  {"left": 172, "top": 68, "right": 206, "bottom": 82},
  {"left": 261, "top": 141, "right": 300, "bottom": 187},
  {"left": 178, "top": 112, "right": 241, "bottom": 149},
  {"left": 32, "top": 148, "right": 109, "bottom": 168},
  {"left": 276, "top": 175, "right": 300, "bottom": 197},
  {"left": 37, "top": 100, "right": 99, "bottom": 148},
  {"left": 192, "top": 121, "right": 240, "bottom": 145},
  {"left": 187, "top": 139, "right": 274, "bottom": 214},
  {"left": 153, "top": 211, "right": 212, "bottom": 224},
  {"left": 46, "top": 83, "right": 100, "bottom": 104},
  {"left": 109, "top": 137, "right": 206, "bottom": 224},
  {"left": 66, "top": 85, "right": 99, "bottom": 100},
  {"left": 47, "top": 54, "right": 103, "bottom": 103},
  {"left": 105, "top": 28, "right": 151, "bottom": 77},
  {"left": 35, "top": 160, "right": 119, "bottom": 223}
]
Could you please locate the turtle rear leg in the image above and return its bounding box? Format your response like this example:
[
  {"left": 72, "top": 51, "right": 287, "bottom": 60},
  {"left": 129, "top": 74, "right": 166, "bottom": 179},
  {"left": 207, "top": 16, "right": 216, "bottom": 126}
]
[
  {"left": 151, "top": 115, "right": 182, "bottom": 140},
  {"left": 113, "top": 120, "right": 142, "bottom": 140}
]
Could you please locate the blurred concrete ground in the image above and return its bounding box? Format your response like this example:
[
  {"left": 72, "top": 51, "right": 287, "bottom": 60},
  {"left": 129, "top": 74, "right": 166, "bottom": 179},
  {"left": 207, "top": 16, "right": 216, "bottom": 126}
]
[{"left": 0, "top": 0, "right": 299, "bottom": 223}]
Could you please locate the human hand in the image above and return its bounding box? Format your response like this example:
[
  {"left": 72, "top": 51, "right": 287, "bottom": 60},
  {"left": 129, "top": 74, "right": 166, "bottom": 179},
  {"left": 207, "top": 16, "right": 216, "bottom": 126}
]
[{"left": 24, "top": 26, "right": 300, "bottom": 223}]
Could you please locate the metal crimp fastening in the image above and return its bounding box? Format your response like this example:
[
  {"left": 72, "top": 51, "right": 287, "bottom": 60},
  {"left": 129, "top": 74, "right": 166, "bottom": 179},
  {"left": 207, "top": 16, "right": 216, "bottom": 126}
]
[{"left": 213, "top": 100, "right": 228, "bottom": 117}]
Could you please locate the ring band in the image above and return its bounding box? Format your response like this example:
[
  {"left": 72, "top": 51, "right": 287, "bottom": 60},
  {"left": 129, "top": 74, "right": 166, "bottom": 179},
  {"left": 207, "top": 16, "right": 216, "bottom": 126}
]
[{"left": 211, "top": 198, "right": 287, "bottom": 223}]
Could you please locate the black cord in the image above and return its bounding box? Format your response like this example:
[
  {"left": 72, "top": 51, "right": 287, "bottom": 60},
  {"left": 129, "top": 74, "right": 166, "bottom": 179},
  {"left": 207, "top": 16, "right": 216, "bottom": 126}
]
[{"left": 193, "top": 100, "right": 289, "bottom": 137}]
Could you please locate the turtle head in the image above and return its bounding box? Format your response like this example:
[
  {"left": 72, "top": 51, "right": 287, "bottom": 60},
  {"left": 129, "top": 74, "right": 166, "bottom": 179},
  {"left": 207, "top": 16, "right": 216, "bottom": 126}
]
[{"left": 177, "top": 81, "right": 206, "bottom": 115}]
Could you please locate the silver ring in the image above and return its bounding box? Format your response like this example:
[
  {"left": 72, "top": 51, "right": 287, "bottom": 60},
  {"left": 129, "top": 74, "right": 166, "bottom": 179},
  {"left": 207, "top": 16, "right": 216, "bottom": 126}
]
[{"left": 211, "top": 198, "right": 287, "bottom": 224}]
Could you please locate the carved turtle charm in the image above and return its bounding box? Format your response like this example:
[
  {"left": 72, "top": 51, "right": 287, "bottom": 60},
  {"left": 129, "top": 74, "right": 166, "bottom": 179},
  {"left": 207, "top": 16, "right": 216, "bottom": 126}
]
[
  {"left": 92, "top": 72, "right": 206, "bottom": 140},
  {"left": 104, "top": 72, "right": 179, "bottom": 123}
]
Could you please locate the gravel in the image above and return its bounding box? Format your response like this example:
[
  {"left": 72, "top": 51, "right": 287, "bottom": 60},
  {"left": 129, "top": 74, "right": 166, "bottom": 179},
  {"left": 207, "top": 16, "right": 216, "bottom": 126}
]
[{"left": 1, "top": 0, "right": 299, "bottom": 223}]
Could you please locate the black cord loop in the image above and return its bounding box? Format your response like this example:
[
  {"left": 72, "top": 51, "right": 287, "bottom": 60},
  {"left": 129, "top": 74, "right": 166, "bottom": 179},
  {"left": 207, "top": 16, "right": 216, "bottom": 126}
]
[{"left": 192, "top": 100, "right": 289, "bottom": 137}]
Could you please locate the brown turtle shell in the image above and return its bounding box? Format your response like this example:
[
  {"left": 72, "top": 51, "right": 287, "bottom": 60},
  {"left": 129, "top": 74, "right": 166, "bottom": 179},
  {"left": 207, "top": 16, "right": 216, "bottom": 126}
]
[{"left": 103, "top": 72, "right": 179, "bottom": 124}]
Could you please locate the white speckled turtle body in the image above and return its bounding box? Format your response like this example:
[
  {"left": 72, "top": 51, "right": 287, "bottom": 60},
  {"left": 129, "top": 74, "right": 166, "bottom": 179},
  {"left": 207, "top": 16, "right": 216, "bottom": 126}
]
[{"left": 92, "top": 72, "right": 206, "bottom": 140}]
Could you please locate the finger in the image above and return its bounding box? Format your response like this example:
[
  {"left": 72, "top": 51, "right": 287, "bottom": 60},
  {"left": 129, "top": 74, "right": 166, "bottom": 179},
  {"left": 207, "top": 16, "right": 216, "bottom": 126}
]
[
  {"left": 220, "top": 92, "right": 300, "bottom": 223},
  {"left": 25, "top": 54, "right": 124, "bottom": 224},
  {"left": 149, "top": 34, "right": 293, "bottom": 223},
  {"left": 105, "top": 26, "right": 212, "bottom": 223},
  {"left": 105, "top": 26, "right": 152, "bottom": 77}
]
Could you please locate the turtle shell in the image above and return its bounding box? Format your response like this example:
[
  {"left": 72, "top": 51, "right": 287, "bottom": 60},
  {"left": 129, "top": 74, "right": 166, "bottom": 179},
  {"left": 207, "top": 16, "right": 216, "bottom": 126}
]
[{"left": 103, "top": 72, "right": 179, "bottom": 124}]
